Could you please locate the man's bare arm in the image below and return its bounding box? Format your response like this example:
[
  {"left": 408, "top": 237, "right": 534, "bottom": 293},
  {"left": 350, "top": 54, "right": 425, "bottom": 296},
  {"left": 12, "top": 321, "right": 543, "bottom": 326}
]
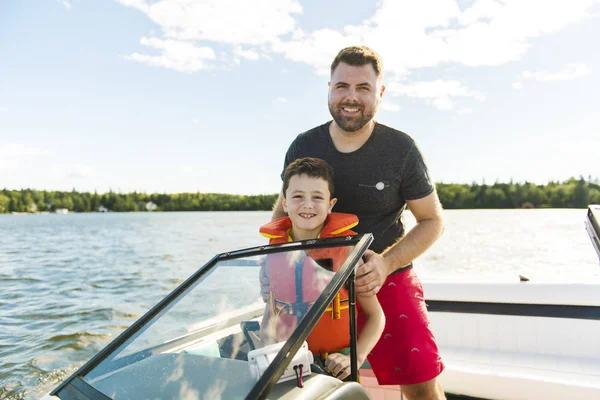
[
  {"left": 271, "top": 194, "right": 287, "bottom": 221},
  {"left": 381, "top": 190, "right": 444, "bottom": 274},
  {"left": 356, "top": 191, "right": 444, "bottom": 296}
]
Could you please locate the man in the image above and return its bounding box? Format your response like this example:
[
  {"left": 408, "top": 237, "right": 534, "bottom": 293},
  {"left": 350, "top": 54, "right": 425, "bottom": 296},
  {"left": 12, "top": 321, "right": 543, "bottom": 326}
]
[{"left": 268, "top": 46, "right": 446, "bottom": 399}]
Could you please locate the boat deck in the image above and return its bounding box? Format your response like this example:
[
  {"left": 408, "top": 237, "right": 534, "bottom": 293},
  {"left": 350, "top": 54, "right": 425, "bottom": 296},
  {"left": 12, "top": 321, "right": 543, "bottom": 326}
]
[
  {"left": 360, "top": 369, "right": 402, "bottom": 400},
  {"left": 361, "top": 369, "right": 484, "bottom": 400},
  {"left": 361, "top": 369, "right": 402, "bottom": 399}
]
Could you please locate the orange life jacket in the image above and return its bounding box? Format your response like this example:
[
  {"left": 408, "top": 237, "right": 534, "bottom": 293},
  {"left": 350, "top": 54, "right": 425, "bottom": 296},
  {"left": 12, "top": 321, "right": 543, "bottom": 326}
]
[{"left": 259, "top": 213, "right": 359, "bottom": 355}]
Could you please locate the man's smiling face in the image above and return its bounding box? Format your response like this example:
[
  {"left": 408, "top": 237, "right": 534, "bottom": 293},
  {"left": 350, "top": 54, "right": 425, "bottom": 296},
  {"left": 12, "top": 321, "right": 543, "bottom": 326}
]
[{"left": 328, "top": 62, "right": 385, "bottom": 133}]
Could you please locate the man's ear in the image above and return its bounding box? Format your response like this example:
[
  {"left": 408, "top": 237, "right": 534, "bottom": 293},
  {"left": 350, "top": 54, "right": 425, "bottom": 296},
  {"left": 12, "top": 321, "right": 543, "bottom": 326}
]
[
  {"left": 380, "top": 84, "right": 386, "bottom": 97},
  {"left": 328, "top": 198, "right": 337, "bottom": 213}
]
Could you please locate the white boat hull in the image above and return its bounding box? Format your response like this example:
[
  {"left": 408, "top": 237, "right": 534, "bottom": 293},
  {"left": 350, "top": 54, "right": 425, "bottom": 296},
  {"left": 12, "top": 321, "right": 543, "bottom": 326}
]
[{"left": 424, "top": 281, "right": 600, "bottom": 400}]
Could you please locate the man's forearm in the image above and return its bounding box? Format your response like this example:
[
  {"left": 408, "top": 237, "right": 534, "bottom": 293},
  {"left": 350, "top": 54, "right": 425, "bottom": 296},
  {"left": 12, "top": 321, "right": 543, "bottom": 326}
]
[
  {"left": 271, "top": 194, "right": 287, "bottom": 221},
  {"left": 382, "top": 216, "right": 444, "bottom": 274}
]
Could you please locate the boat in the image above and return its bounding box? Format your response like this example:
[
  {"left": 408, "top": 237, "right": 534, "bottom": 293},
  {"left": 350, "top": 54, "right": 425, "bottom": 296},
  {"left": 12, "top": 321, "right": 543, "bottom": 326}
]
[{"left": 43, "top": 206, "right": 600, "bottom": 400}]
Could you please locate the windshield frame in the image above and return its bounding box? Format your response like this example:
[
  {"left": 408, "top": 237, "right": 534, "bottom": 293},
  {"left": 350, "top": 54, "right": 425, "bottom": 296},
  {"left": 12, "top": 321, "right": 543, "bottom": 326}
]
[{"left": 51, "top": 234, "right": 373, "bottom": 400}]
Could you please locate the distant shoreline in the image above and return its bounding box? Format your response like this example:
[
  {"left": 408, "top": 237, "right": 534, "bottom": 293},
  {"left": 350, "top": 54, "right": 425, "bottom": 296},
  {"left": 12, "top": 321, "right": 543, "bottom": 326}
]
[
  {"left": 2, "top": 177, "right": 599, "bottom": 214},
  {"left": 4, "top": 206, "right": 595, "bottom": 216}
]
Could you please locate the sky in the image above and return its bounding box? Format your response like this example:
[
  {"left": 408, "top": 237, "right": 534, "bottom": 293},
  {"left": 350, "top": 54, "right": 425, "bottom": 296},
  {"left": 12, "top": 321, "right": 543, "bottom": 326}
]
[{"left": 1, "top": 0, "right": 599, "bottom": 195}]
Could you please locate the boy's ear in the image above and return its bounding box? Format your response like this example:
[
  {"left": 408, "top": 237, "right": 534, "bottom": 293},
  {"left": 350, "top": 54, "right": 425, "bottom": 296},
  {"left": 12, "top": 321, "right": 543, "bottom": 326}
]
[
  {"left": 282, "top": 196, "right": 288, "bottom": 213},
  {"left": 328, "top": 198, "right": 337, "bottom": 213}
]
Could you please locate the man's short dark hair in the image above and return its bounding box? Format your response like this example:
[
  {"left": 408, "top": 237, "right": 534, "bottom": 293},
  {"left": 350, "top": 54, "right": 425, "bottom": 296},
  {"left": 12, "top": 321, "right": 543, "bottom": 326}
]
[
  {"left": 282, "top": 157, "right": 335, "bottom": 197},
  {"left": 330, "top": 46, "right": 384, "bottom": 79}
]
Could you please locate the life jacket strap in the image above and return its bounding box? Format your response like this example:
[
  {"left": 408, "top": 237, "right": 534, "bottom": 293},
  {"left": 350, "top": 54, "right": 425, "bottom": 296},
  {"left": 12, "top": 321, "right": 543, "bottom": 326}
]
[
  {"left": 324, "top": 293, "right": 349, "bottom": 319},
  {"left": 271, "top": 293, "right": 348, "bottom": 320},
  {"left": 272, "top": 297, "right": 315, "bottom": 316}
]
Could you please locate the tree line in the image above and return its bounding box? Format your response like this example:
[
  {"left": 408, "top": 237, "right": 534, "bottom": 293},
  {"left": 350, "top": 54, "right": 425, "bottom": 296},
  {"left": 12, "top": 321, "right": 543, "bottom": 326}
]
[
  {"left": 1, "top": 177, "right": 599, "bottom": 214},
  {"left": 436, "top": 177, "right": 600, "bottom": 209}
]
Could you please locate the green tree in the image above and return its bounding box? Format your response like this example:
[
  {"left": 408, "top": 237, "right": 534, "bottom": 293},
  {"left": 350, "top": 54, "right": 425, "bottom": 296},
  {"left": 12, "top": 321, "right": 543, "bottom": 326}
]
[
  {"left": 0, "top": 194, "right": 9, "bottom": 213},
  {"left": 573, "top": 177, "right": 590, "bottom": 208}
]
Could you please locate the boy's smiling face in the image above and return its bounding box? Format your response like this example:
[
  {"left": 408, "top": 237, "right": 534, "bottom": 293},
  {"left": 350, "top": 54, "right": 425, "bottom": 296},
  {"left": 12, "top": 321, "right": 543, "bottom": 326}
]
[{"left": 283, "top": 174, "right": 337, "bottom": 241}]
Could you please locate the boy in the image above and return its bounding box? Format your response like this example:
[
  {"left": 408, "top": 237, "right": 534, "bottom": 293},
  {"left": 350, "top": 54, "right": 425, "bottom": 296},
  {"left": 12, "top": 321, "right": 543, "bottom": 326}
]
[{"left": 259, "top": 157, "right": 385, "bottom": 381}]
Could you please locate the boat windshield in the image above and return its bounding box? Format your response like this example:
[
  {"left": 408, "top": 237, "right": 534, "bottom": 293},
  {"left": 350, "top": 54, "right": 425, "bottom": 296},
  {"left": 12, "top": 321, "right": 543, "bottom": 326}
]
[
  {"left": 586, "top": 205, "right": 600, "bottom": 262},
  {"left": 53, "top": 235, "right": 370, "bottom": 400}
]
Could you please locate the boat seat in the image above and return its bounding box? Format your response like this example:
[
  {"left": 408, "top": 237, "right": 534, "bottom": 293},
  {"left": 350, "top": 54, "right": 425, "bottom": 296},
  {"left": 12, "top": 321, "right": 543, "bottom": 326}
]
[{"left": 429, "top": 310, "right": 600, "bottom": 400}]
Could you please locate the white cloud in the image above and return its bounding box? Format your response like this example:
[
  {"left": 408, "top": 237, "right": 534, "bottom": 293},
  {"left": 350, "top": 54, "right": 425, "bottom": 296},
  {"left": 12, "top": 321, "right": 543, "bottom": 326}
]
[
  {"left": 271, "top": 28, "right": 357, "bottom": 77},
  {"left": 233, "top": 46, "right": 260, "bottom": 61},
  {"left": 0, "top": 106, "right": 7, "bottom": 112},
  {"left": 457, "top": 107, "right": 474, "bottom": 115},
  {"left": 117, "top": 0, "right": 598, "bottom": 108},
  {"left": 457, "top": 0, "right": 502, "bottom": 26},
  {"left": 513, "top": 62, "right": 591, "bottom": 88},
  {"left": 128, "top": 0, "right": 302, "bottom": 44},
  {"left": 125, "top": 37, "right": 217, "bottom": 72},
  {"left": 58, "top": 0, "right": 71, "bottom": 9},
  {"left": 429, "top": 0, "right": 598, "bottom": 67},
  {"left": 432, "top": 97, "right": 454, "bottom": 111},
  {"left": 276, "top": 97, "right": 287, "bottom": 103},
  {"left": 523, "top": 63, "right": 591, "bottom": 81},
  {"left": 192, "top": 119, "right": 199, "bottom": 125},
  {"left": 271, "top": 0, "right": 598, "bottom": 78},
  {"left": 118, "top": 0, "right": 598, "bottom": 74},
  {"left": 380, "top": 100, "right": 401, "bottom": 112},
  {"left": 386, "top": 79, "right": 484, "bottom": 111},
  {"left": 118, "top": 0, "right": 302, "bottom": 70},
  {"left": 118, "top": 0, "right": 149, "bottom": 13}
]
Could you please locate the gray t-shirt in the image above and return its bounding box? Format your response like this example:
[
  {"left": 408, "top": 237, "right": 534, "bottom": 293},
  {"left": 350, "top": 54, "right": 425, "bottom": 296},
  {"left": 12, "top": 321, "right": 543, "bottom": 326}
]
[{"left": 282, "top": 121, "right": 434, "bottom": 253}]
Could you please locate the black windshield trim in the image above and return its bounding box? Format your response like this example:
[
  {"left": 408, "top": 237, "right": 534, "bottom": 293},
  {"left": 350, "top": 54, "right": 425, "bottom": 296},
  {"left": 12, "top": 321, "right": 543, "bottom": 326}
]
[
  {"left": 245, "top": 234, "right": 373, "bottom": 400},
  {"left": 51, "top": 235, "right": 369, "bottom": 399},
  {"left": 55, "top": 377, "right": 111, "bottom": 400}
]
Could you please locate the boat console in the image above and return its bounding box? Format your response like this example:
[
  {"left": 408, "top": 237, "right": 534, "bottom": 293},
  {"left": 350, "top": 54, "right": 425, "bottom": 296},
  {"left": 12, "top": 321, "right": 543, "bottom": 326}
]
[{"left": 585, "top": 204, "right": 600, "bottom": 262}]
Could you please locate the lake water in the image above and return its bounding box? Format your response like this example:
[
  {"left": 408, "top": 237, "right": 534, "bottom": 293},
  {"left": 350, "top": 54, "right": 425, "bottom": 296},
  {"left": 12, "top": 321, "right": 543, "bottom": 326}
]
[{"left": 1, "top": 209, "right": 598, "bottom": 399}]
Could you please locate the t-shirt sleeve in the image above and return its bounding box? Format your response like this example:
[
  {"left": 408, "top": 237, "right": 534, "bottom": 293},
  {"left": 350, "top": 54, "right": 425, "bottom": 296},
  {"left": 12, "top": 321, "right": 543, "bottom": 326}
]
[
  {"left": 400, "top": 141, "right": 434, "bottom": 200},
  {"left": 280, "top": 137, "right": 300, "bottom": 181}
]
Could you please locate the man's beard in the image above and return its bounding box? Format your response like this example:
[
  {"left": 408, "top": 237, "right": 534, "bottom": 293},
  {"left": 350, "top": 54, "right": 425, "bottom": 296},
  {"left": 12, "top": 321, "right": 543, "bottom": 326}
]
[{"left": 328, "top": 101, "right": 377, "bottom": 133}]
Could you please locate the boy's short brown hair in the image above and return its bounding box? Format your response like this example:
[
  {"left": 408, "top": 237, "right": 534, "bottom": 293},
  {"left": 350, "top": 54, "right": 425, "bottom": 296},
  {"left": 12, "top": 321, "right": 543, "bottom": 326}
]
[
  {"left": 330, "top": 45, "right": 384, "bottom": 80},
  {"left": 282, "top": 157, "right": 335, "bottom": 197}
]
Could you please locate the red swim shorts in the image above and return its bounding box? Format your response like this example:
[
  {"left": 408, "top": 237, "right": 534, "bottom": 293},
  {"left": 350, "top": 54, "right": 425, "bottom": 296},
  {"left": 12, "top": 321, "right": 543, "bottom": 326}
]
[{"left": 357, "top": 266, "right": 444, "bottom": 385}]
